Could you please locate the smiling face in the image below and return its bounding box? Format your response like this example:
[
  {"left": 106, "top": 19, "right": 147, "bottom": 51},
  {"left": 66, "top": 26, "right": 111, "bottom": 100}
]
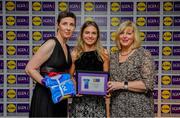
[
  {"left": 118, "top": 26, "right": 134, "bottom": 49},
  {"left": 82, "top": 25, "right": 98, "bottom": 46},
  {"left": 57, "top": 17, "right": 75, "bottom": 40}
]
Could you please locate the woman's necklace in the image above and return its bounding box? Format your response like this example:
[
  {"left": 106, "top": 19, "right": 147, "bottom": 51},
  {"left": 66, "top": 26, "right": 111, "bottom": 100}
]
[{"left": 120, "top": 50, "right": 133, "bottom": 56}]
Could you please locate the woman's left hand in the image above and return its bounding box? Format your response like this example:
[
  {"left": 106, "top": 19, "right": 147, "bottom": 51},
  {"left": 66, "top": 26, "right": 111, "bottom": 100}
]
[{"left": 107, "top": 81, "right": 123, "bottom": 92}]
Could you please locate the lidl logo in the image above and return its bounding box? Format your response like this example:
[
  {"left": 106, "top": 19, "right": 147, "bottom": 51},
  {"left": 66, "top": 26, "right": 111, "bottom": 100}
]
[
  {"left": 59, "top": 2, "right": 68, "bottom": 11},
  {"left": 111, "top": 2, "right": 120, "bottom": 12}
]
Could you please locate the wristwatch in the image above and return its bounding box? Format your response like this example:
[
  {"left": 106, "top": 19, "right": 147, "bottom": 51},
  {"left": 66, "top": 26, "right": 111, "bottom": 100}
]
[{"left": 123, "top": 81, "right": 128, "bottom": 90}]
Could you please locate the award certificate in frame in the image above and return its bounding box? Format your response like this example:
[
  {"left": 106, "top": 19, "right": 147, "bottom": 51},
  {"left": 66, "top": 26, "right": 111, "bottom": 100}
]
[{"left": 76, "top": 71, "right": 109, "bottom": 96}]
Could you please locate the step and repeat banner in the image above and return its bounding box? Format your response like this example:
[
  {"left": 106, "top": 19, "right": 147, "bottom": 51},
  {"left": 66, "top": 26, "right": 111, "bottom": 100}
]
[{"left": 0, "top": 0, "right": 180, "bottom": 117}]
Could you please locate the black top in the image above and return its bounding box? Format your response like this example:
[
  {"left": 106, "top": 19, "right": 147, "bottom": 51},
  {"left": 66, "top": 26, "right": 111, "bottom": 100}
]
[
  {"left": 75, "top": 50, "right": 103, "bottom": 71},
  {"left": 40, "top": 37, "right": 72, "bottom": 74}
]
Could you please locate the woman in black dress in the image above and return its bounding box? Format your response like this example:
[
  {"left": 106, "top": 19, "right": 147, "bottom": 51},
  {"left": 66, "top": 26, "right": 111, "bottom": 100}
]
[
  {"left": 25, "top": 11, "right": 76, "bottom": 117},
  {"left": 70, "top": 21, "right": 110, "bottom": 117}
]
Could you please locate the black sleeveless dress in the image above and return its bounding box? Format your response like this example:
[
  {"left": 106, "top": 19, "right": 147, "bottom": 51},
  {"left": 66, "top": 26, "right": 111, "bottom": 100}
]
[
  {"left": 71, "top": 51, "right": 106, "bottom": 117},
  {"left": 29, "top": 37, "right": 72, "bottom": 117}
]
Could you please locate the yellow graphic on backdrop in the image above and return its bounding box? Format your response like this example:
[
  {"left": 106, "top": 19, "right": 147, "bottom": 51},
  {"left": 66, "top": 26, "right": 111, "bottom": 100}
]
[
  {"left": 7, "top": 46, "right": 16, "bottom": 55},
  {"left": 33, "top": 31, "right": 42, "bottom": 41},
  {"left": 32, "top": 2, "right": 41, "bottom": 11},
  {"left": 7, "top": 60, "right": 16, "bottom": 70},
  {"left": 7, "top": 74, "right": 16, "bottom": 84},
  {"left": 6, "top": 1, "right": 15, "bottom": 11},
  {"left": 7, "top": 31, "right": 16, "bottom": 41},
  {"left": 163, "top": 31, "right": 172, "bottom": 41},
  {"left": 162, "top": 46, "right": 172, "bottom": 56},
  {"left": 59, "top": 2, "right": 68, "bottom": 11},
  {"left": 84, "top": 2, "right": 94, "bottom": 11},
  {"left": 7, "top": 103, "right": 16, "bottom": 113},
  {"left": 111, "top": 2, "right": 120, "bottom": 12},
  {"left": 162, "top": 75, "right": 171, "bottom": 85},
  {"left": 6, "top": 16, "right": 16, "bottom": 26}
]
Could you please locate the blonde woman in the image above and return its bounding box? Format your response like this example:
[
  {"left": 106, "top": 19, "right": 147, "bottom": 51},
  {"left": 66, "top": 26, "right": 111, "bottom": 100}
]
[
  {"left": 108, "top": 21, "right": 156, "bottom": 117},
  {"left": 70, "top": 21, "right": 109, "bottom": 117}
]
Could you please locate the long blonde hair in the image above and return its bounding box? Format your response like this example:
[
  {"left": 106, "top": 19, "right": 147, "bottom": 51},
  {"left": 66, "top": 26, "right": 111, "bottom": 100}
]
[
  {"left": 75, "top": 21, "right": 104, "bottom": 60},
  {"left": 115, "top": 20, "right": 141, "bottom": 50}
]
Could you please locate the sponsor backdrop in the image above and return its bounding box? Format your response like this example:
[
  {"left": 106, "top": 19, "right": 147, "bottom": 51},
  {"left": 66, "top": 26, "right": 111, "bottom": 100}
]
[{"left": 0, "top": 0, "right": 180, "bottom": 117}]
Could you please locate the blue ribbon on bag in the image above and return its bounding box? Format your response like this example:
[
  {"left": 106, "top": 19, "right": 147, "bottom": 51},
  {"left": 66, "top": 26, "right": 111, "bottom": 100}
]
[{"left": 43, "top": 73, "right": 76, "bottom": 104}]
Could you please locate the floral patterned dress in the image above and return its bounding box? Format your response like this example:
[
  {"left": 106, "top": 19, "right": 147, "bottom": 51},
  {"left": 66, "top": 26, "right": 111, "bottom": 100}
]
[{"left": 110, "top": 47, "right": 155, "bottom": 117}]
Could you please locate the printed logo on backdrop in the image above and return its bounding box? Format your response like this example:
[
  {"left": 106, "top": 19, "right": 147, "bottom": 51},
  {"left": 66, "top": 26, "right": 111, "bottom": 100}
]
[
  {"left": 6, "top": 1, "right": 29, "bottom": 14},
  {"left": 32, "top": 45, "right": 40, "bottom": 55},
  {"left": 162, "top": 46, "right": 172, "bottom": 56},
  {"left": 16, "top": 31, "right": 29, "bottom": 44},
  {"left": 161, "top": 75, "right": 171, "bottom": 86},
  {"left": 59, "top": 2, "right": 68, "bottom": 11},
  {"left": 0, "top": 60, "right": 3, "bottom": 73},
  {"left": 7, "top": 103, "right": 16, "bottom": 113},
  {"left": 172, "top": 76, "right": 180, "bottom": 86},
  {"left": 32, "top": 16, "right": 55, "bottom": 29},
  {"left": 7, "top": 60, "right": 16, "bottom": 73},
  {"left": 161, "top": 104, "right": 170, "bottom": 114},
  {"left": 0, "top": 1, "right": 2, "bottom": 13},
  {"left": 173, "top": 46, "right": 180, "bottom": 56},
  {"left": 110, "top": 46, "right": 118, "bottom": 54},
  {"left": 69, "top": 2, "right": 81, "bottom": 13},
  {"left": 0, "top": 46, "right": 3, "bottom": 58},
  {"left": 84, "top": 2, "right": 94, "bottom": 12},
  {"left": 136, "top": 17, "right": 146, "bottom": 27},
  {"left": 110, "top": 32, "right": 116, "bottom": 42},
  {"left": 163, "top": 2, "right": 173, "bottom": 11},
  {"left": 0, "top": 89, "right": 3, "bottom": 99},
  {"left": 163, "top": 31, "right": 172, "bottom": 42},
  {"left": 172, "top": 61, "right": 180, "bottom": 74},
  {"left": 7, "top": 45, "right": 29, "bottom": 58},
  {"left": 162, "top": 61, "right": 171, "bottom": 71},
  {"left": 7, "top": 74, "right": 16, "bottom": 85},
  {"left": 33, "top": 1, "right": 55, "bottom": 14},
  {"left": 174, "top": 17, "right": 180, "bottom": 27},
  {"left": 161, "top": 90, "right": 171, "bottom": 99},
  {"left": 0, "top": 75, "right": 3, "bottom": 85},
  {"left": 7, "top": 45, "right": 16, "bottom": 56},
  {"left": 147, "top": 2, "right": 160, "bottom": 12},
  {"left": 111, "top": 17, "right": 119, "bottom": 27},
  {"left": 32, "top": 31, "right": 42, "bottom": 43},
  {"left": 17, "top": 75, "right": 30, "bottom": 86},
  {"left": 171, "top": 90, "right": 180, "bottom": 100},
  {"left": 16, "top": 60, "right": 28, "bottom": 73},
  {"left": 6, "top": 31, "right": 16, "bottom": 42},
  {"left": 0, "top": 31, "right": 3, "bottom": 43},
  {"left": 6, "top": 16, "right": 16, "bottom": 26},
  {"left": 43, "top": 31, "right": 55, "bottom": 41},
  {"left": 7, "top": 89, "right": 16, "bottom": 99},
  {"left": 0, "top": 104, "right": 3, "bottom": 113},
  {"left": 171, "top": 104, "right": 180, "bottom": 115},
  {"left": 174, "top": 2, "right": 180, "bottom": 11},
  {"left": 144, "top": 32, "right": 159, "bottom": 44},
  {"left": 32, "top": 1, "right": 41, "bottom": 11},
  {"left": 153, "top": 90, "right": 158, "bottom": 99},
  {"left": 16, "top": 1, "right": 29, "bottom": 12},
  {"left": 6, "top": 1, "right": 15, "bottom": 11},
  {"left": 17, "top": 89, "right": 29, "bottom": 99},
  {"left": 173, "top": 31, "right": 180, "bottom": 41},
  {"left": 163, "top": 16, "right": 173, "bottom": 26},
  {"left": 137, "top": 2, "right": 146, "bottom": 11},
  {"left": 0, "top": 16, "right": 2, "bottom": 28},
  {"left": 17, "top": 104, "right": 29, "bottom": 113},
  {"left": 111, "top": 2, "right": 120, "bottom": 13},
  {"left": 120, "top": 2, "right": 133, "bottom": 15},
  {"left": 145, "top": 46, "right": 159, "bottom": 57}
]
